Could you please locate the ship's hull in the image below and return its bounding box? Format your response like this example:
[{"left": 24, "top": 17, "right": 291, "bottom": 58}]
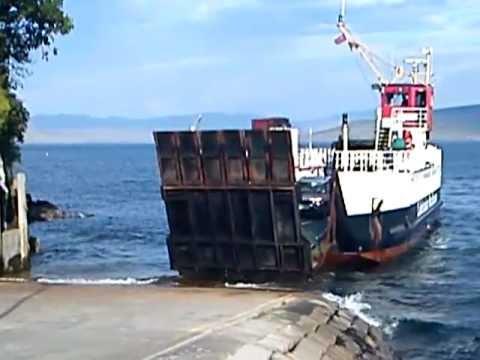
[
  {"left": 316, "top": 145, "right": 444, "bottom": 268},
  {"left": 321, "top": 187, "right": 442, "bottom": 268}
]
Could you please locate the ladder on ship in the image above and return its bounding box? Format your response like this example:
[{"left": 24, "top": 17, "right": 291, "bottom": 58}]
[{"left": 377, "top": 128, "right": 389, "bottom": 150}]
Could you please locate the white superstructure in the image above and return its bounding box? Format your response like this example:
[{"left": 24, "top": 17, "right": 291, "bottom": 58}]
[{"left": 295, "top": 0, "right": 442, "bottom": 219}]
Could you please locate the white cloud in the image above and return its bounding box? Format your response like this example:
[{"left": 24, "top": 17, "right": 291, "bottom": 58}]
[
  {"left": 191, "top": 0, "right": 260, "bottom": 21},
  {"left": 320, "top": 0, "right": 406, "bottom": 8},
  {"left": 140, "top": 55, "right": 227, "bottom": 72},
  {"left": 348, "top": 0, "right": 405, "bottom": 5},
  {"left": 123, "top": 0, "right": 260, "bottom": 24},
  {"left": 425, "top": 14, "right": 448, "bottom": 27}
]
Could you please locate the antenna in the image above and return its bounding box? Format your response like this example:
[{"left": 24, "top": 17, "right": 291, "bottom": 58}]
[
  {"left": 339, "top": 0, "right": 346, "bottom": 22},
  {"left": 190, "top": 114, "right": 203, "bottom": 132}
]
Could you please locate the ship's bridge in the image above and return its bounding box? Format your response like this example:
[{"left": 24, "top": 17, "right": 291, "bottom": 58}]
[{"left": 376, "top": 84, "right": 434, "bottom": 150}]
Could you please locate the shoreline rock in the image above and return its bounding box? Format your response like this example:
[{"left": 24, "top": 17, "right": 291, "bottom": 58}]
[
  {"left": 26, "top": 194, "right": 93, "bottom": 223},
  {"left": 227, "top": 297, "right": 396, "bottom": 360}
]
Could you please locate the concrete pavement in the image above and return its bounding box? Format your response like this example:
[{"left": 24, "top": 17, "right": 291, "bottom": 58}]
[{"left": 0, "top": 282, "right": 394, "bottom": 360}]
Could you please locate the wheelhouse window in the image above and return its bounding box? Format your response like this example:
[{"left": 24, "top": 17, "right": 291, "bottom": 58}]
[
  {"left": 386, "top": 91, "right": 409, "bottom": 107},
  {"left": 415, "top": 90, "right": 427, "bottom": 107}
]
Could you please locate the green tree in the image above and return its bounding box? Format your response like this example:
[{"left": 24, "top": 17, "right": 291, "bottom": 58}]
[
  {"left": 0, "top": 0, "right": 73, "bottom": 169},
  {"left": 0, "top": 85, "right": 9, "bottom": 116}
]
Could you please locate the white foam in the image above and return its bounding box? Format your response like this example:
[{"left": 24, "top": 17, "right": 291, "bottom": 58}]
[
  {"left": 224, "top": 282, "right": 262, "bottom": 289},
  {"left": 36, "top": 277, "right": 159, "bottom": 286},
  {"left": 323, "top": 292, "right": 381, "bottom": 327},
  {"left": 0, "top": 277, "right": 28, "bottom": 283},
  {"left": 224, "top": 282, "right": 298, "bottom": 292},
  {"left": 384, "top": 319, "right": 400, "bottom": 337},
  {"left": 431, "top": 235, "right": 450, "bottom": 250}
]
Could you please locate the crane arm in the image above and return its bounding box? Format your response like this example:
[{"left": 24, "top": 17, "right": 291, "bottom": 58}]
[{"left": 336, "top": 2, "right": 389, "bottom": 86}]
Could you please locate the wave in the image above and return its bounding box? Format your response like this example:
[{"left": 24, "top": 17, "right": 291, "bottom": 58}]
[
  {"left": 430, "top": 234, "right": 450, "bottom": 250},
  {"left": 394, "top": 317, "right": 468, "bottom": 335},
  {"left": 225, "top": 282, "right": 263, "bottom": 289},
  {"left": 322, "top": 292, "right": 381, "bottom": 327},
  {"left": 224, "top": 282, "right": 298, "bottom": 292},
  {"left": 383, "top": 319, "right": 400, "bottom": 337},
  {"left": 0, "top": 276, "right": 29, "bottom": 283},
  {"left": 35, "top": 277, "right": 162, "bottom": 286}
]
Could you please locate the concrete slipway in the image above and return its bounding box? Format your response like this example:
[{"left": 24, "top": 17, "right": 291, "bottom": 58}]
[{"left": 0, "top": 282, "right": 394, "bottom": 360}]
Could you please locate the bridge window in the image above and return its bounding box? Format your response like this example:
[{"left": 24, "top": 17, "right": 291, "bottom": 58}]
[
  {"left": 415, "top": 91, "right": 427, "bottom": 107},
  {"left": 387, "top": 92, "right": 409, "bottom": 107}
]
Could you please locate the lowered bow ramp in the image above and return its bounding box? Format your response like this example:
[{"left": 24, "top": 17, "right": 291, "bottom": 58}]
[{"left": 154, "top": 130, "right": 312, "bottom": 281}]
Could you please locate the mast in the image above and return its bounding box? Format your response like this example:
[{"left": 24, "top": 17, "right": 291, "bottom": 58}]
[
  {"left": 405, "top": 47, "right": 434, "bottom": 85},
  {"left": 335, "top": 0, "right": 433, "bottom": 88},
  {"left": 336, "top": 0, "right": 389, "bottom": 87},
  {"left": 339, "top": 0, "right": 346, "bottom": 21}
]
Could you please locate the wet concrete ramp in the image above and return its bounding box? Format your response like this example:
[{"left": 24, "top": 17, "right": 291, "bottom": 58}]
[{"left": 154, "top": 130, "right": 312, "bottom": 281}]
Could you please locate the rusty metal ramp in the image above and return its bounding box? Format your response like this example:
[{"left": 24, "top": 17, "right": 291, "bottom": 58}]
[{"left": 153, "top": 130, "right": 312, "bottom": 282}]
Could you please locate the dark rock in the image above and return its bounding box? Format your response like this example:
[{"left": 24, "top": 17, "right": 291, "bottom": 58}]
[
  {"left": 29, "top": 236, "right": 40, "bottom": 254},
  {"left": 26, "top": 194, "right": 93, "bottom": 223},
  {"left": 367, "top": 326, "right": 384, "bottom": 343},
  {"left": 351, "top": 318, "right": 369, "bottom": 338}
]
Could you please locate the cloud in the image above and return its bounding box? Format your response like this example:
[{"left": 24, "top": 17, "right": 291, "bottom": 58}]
[
  {"left": 122, "top": 0, "right": 260, "bottom": 24},
  {"left": 319, "top": 0, "right": 406, "bottom": 8},
  {"left": 140, "top": 56, "right": 227, "bottom": 72},
  {"left": 22, "top": 0, "right": 480, "bottom": 119},
  {"left": 346, "top": 0, "right": 405, "bottom": 5},
  {"left": 191, "top": 0, "right": 260, "bottom": 21}
]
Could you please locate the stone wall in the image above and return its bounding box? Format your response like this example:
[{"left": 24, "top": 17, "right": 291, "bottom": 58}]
[
  {"left": 0, "top": 173, "right": 30, "bottom": 274},
  {"left": 228, "top": 297, "right": 395, "bottom": 360}
]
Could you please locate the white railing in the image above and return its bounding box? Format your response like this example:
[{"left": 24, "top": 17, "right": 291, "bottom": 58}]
[
  {"left": 390, "top": 107, "right": 428, "bottom": 128},
  {"left": 333, "top": 150, "right": 412, "bottom": 172},
  {"left": 297, "top": 147, "right": 334, "bottom": 171},
  {"left": 297, "top": 145, "right": 441, "bottom": 176}
]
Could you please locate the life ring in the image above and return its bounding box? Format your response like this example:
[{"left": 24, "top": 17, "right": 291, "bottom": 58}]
[{"left": 403, "top": 130, "right": 413, "bottom": 149}]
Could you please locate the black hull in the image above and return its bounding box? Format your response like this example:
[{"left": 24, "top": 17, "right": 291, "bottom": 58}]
[{"left": 330, "top": 188, "right": 442, "bottom": 263}]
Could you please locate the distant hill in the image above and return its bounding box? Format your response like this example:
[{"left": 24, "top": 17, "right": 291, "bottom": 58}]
[
  {"left": 26, "top": 113, "right": 256, "bottom": 143},
  {"left": 310, "top": 105, "right": 480, "bottom": 142},
  {"left": 25, "top": 105, "right": 480, "bottom": 143}
]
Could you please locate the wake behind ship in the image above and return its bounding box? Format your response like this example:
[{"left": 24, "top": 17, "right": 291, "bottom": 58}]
[{"left": 153, "top": 1, "right": 443, "bottom": 281}]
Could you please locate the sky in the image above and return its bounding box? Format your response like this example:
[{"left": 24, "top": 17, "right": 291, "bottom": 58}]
[{"left": 19, "top": 0, "right": 480, "bottom": 121}]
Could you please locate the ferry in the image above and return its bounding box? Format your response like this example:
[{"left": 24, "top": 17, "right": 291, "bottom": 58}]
[
  {"left": 153, "top": 0, "right": 442, "bottom": 281},
  {"left": 301, "top": 0, "right": 443, "bottom": 268}
]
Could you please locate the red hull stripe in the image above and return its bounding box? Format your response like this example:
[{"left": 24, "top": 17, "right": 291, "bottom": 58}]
[{"left": 323, "top": 231, "right": 424, "bottom": 267}]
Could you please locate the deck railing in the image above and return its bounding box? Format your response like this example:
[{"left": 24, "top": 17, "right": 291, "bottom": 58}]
[
  {"left": 297, "top": 145, "right": 440, "bottom": 176},
  {"left": 390, "top": 107, "right": 428, "bottom": 128},
  {"left": 297, "top": 148, "right": 334, "bottom": 170},
  {"left": 333, "top": 150, "right": 412, "bottom": 172}
]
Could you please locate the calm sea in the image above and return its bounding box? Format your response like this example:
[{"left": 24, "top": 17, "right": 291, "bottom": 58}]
[{"left": 21, "top": 142, "right": 480, "bottom": 360}]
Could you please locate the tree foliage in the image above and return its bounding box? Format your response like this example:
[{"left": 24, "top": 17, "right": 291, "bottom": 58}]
[
  {"left": 0, "top": 0, "right": 72, "bottom": 168},
  {"left": 0, "top": 0, "right": 73, "bottom": 81},
  {"left": 0, "top": 85, "right": 9, "bottom": 116},
  {"left": 0, "top": 91, "right": 29, "bottom": 170}
]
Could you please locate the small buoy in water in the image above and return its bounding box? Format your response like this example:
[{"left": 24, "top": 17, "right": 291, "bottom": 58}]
[{"left": 45, "top": 152, "right": 49, "bottom": 157}]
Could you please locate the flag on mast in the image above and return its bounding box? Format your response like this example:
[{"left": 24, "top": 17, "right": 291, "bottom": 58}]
[{"left": 334, "top": 33, "right": 347, "bottom": 45}]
